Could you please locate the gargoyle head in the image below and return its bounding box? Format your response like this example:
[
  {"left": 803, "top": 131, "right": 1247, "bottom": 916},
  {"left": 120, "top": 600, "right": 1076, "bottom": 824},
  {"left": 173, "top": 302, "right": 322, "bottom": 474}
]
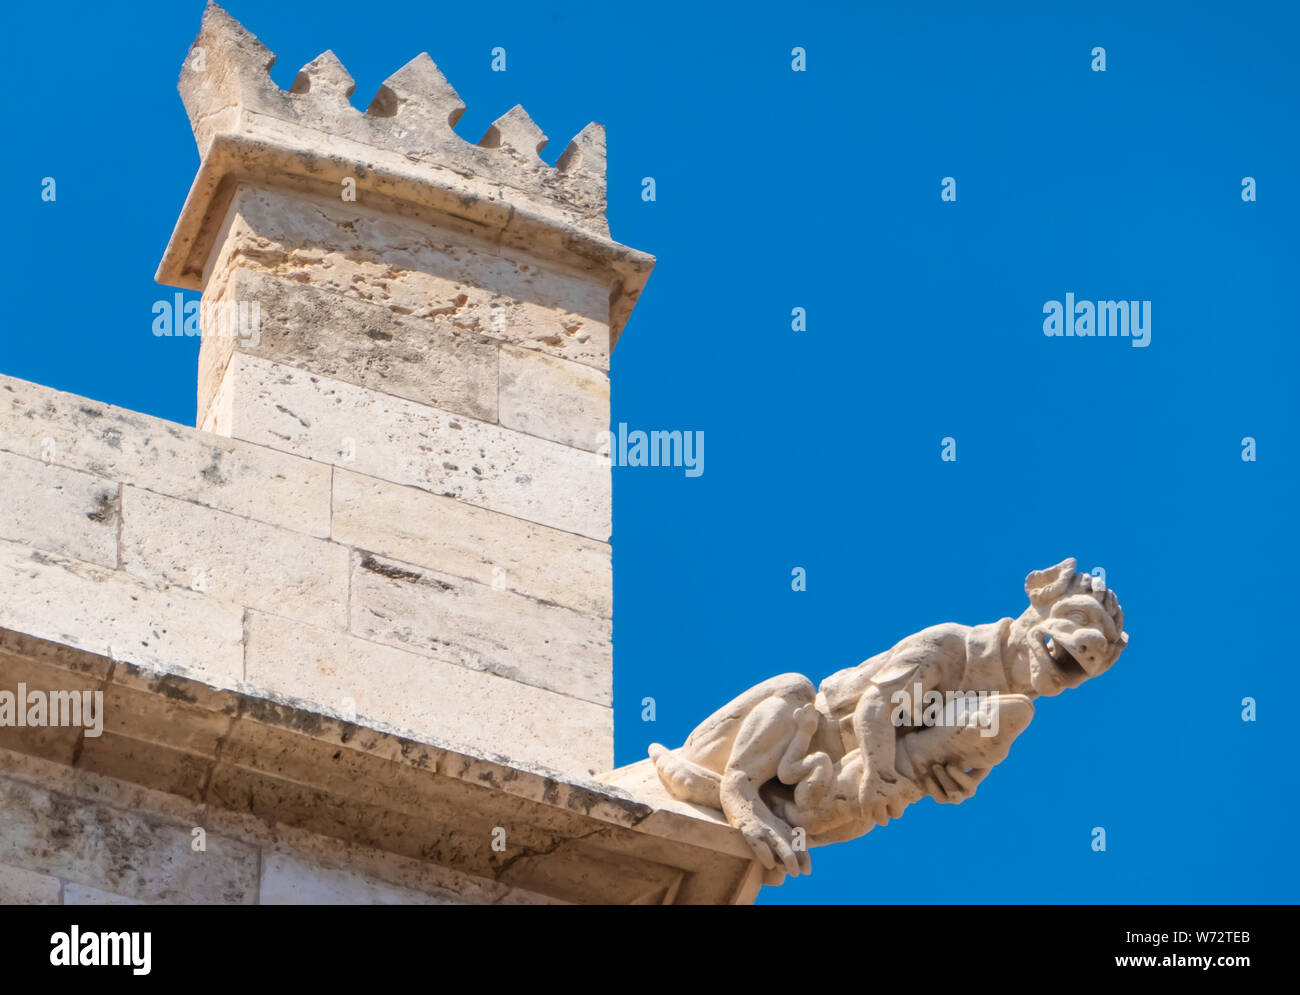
[{"left": 1012, "top": 558, "right": 1128, "bottom": 696}]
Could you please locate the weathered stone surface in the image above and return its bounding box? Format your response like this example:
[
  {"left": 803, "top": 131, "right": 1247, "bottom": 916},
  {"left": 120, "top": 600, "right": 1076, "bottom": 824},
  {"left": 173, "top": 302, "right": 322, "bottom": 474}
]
[
  {"left": 224, "top": 354, "right": 611, "bottom": 540},
  {"left": 109, "top": 659, "right": 239, "bottom": 719},
  {"left": 121, "top": 486, "right": 350, "bottom": 630},
  {"left": 200, "top": 267, "right": 500, "bottom": 426},
  {"left": 239, "top": 823, "right": 548, "bottom": 905},
  {"left": 259, "top": 852, "right": 457, "bottom": 904},
  {"left": 349, "top": 551, "right": 611, "bottom": 705},
  {"left": 220, "top": 719, "right": 594, "bottom": 862},
  {"left": 0, "top": 633, "right": 763, "bottom": 904},
  {"left": 331, "top": 468, "right": 611, "bottom": 617},
  {"left": 76, "top": 733, "right": 211, "bottom": 803},
  {"left": 206, "top": 186, "right": 613, "bottom": 369},
  {"left": 199, "top": 348, "right": 235, "bottom": 435},
  {"left": 63, "top": 883, "right": 144, "bottom": 905},
  {"left": 0, "top": 773, "right": 259, "bottom": 904},
  {"left": 242, "top": 611, "right": 612, "bottom": 773},
  {"left": 0, "top": 862, "right": 61, "bottom": 904},
  {"left": 0, "top": 743, "right": 203, "bottom": 828},
  {"left": 98, "top": 682, "right": 232, "bottom": 762},
  {"left": 0, "top": 538, "right": 245, "bottom": 688},
  {"left": 0, "top": 628, "right": 113, "bottom": 683},
  {"left": 498, "top": 344, "right": 609, "bottom": 452},
  {"left": 74, "top": 676, "right": 228, "bottom": 802},
  {"left": 219, "top": 718, "right": 456, "bottom": 820},
  {"left": 0, "top": 450, "right": 119, "bottom": 569},
  {"left": 0, "top": 374, "right": 331, "bottom": 537},
  {"left": 176, "top": 7, "right": 610, "bottom": 233},
  {"left": 206, "top": 761, "right": 468, "bottom": 867}
]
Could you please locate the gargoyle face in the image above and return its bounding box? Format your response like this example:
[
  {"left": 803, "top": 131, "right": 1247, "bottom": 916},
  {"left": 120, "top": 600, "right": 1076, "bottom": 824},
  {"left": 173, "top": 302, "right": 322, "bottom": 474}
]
[{"left": 1019, "top": 558, "right": 1128, "bottom": 697}]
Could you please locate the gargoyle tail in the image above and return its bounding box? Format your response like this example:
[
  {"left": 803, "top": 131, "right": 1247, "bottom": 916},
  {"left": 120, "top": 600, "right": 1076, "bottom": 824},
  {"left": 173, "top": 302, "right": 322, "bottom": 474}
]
[{"left": 649, "top": 743, "right": 722, "bottom": 809}]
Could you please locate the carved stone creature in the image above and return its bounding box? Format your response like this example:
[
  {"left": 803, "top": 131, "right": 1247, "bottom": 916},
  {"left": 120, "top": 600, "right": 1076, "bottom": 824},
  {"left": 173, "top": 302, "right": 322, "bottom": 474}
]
[{"left": 648, "top": 558, "right": 1128, "bottom": 884}]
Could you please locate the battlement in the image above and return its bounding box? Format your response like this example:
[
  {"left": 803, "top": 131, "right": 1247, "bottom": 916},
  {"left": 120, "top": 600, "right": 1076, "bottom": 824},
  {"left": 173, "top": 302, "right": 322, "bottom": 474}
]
[{"left": 159, "top": 3, "right": 651, "bottom": 342}]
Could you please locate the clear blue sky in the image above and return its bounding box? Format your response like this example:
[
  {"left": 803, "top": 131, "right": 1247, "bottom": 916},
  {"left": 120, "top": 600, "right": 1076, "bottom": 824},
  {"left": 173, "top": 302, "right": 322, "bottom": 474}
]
[{"left": 2, "top": 0, "right": 1294, "bottom": 903}]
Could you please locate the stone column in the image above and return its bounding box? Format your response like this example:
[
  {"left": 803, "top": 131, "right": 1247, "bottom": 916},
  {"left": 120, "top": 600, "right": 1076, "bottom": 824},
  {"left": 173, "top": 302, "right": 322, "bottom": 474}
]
[{"left": 157, "top": 3, "right": 654, "bottom": 775}]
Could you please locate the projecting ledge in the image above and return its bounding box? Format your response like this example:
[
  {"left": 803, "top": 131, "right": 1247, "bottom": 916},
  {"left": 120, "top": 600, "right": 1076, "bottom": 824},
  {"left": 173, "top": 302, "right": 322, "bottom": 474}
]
[{"left": 0, "top": 628, "right": 761, "bottom": 905}]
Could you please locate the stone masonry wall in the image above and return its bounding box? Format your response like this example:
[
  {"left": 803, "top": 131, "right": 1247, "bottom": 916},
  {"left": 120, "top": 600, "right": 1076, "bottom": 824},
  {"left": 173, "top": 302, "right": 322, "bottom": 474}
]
[{"left": 0, "top": 372, "right": 611, "bottom": 775}]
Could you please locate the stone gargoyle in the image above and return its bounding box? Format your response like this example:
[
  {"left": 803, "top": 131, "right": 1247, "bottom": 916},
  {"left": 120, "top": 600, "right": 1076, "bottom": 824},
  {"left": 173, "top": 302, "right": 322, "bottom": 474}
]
[{"left": 648, "top": 558, "right": 1128, "bottom": 885}]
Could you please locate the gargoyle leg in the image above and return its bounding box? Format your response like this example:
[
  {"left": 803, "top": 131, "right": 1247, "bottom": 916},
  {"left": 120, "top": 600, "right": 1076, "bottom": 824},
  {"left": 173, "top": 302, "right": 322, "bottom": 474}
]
[{"left": 719, "top": 694, "right": 814, "bottom": 879}]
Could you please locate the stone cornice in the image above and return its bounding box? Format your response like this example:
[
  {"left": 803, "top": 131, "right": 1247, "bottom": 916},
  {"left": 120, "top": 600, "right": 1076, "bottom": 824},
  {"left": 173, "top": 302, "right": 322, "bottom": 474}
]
[{"left": 0, "top": 627, "right": 761, "bottom": 905}]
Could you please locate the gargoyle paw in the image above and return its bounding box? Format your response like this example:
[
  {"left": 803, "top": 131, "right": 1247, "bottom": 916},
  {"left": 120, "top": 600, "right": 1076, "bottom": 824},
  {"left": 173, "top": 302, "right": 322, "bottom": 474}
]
[{"left": 739, "top": 818, "right": 810, "bottom": 878}]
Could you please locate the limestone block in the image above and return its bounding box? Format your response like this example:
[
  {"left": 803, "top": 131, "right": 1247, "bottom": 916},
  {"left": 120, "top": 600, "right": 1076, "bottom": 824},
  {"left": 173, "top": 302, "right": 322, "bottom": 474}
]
[
  {"left": 219, "top": 717, "right": 458, "bottom": 820},
  {"left": 0, "top": 450, "right": 119, "bottom": 568},
  {"left": 208, "top": 186, "right": 612, "bottom": 369},
  {"left": 0, "top": 628, "right": 113, "bottom": 683},
  {"left": 259, "top": 852, "right": 457, "bottom": 904},
  {"left": 200, "top": 267, "right": 500, "bottom": 425},
  {"left": 121, "top": 486, "right": 350, "bottom": 630},
  {"left": 331, "top": 468, "right": 611, "bottom": 617},
  {"left": 498, "top": 344, "right": 609, "bottom": 452},
  {"left": 225, "top": 354, "right": 611, "bottom": 540},
  {"left": 242, "top": 611, "right": 612, "bottom": 773},
  {"left": 220, "top": 719, "right": 580, "bottom": 857},
  {"left": 349, "top": 551, "right": 611, "bottom": 705},
  {"left": 0, "top": 862, "right": 61, "bottom": 904},
  {"left": 0, "top": 538, "right": 245, "bottom": 689},
  {"left": 100, "top": 672, "right": 235, "bottom": 757},
  {"left": 109, "top": 660, "right": 239, "bottom": 718},
  {"left": 0, "top": 774, "right": 259, "bottom": 904},
  {"left": 236, "top": 818, "right": 546, "bottom": 905},
  {"left": 76, "top": 733, "right": 211, "bottom": 803},
  {"left": 79, "top": 672, "right": 232, "bottom": 801},
  {"left": 233, "top": 817, "right": 559, "bottom": 905},
  {"left": 0, "top": 740, "right": 210, "bottom": 834},
  {"left": 0, "top": 374, "right": 330, "bottom": 537},
  {"left": 205, "top": 762, "right": 454, "bottom": 867},
  {"left": 193, "top": 296, "right": 238, "bottom": 434},
  {"left": 199, "top": 351, "right": 235, "bottom": 435}
]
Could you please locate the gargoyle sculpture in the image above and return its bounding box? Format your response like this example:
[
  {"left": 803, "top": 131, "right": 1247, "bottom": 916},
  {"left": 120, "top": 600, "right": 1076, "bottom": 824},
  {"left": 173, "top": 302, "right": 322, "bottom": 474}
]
[{"left": 648, "top": 558, "right": 1128, "bottom": 885}]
